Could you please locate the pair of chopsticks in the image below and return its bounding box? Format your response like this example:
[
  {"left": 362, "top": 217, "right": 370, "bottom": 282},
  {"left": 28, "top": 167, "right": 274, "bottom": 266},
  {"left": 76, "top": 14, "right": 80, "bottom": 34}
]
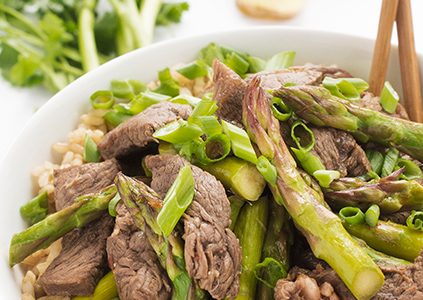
[{"left": 368, "top": 0, "right": 423, "bottom": 123}]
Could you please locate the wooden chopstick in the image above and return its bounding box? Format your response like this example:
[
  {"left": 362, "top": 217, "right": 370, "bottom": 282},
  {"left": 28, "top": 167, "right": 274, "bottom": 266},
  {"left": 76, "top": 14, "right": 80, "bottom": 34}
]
[
  {"left": 368, "top": 0, "right": 399, "bottom": 97},
  {"left": 396, "top": 0, "right": 423, "bottom": 122},
  {"left": 369, "top": 0, "right": 423, "bottom": 123}
]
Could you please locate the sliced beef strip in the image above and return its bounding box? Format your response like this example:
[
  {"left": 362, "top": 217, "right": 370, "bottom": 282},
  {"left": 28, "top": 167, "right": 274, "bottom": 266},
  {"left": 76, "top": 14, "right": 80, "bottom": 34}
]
[
  {"left": 107, "top": 203, "right": 172, "bottom": 300},
  {"left": 212, "top": 59, "right": 327, "bottom": 128},
  {"left": 302, "top": 64, "right": 353, "bottom": 79},
  {"left": 145, "top": 154, "right": 242, "bottom": 300},
  {"left": 245, "top": 66, "right": 324, "bottom": 90},
  {"left": 41, "top": 160, "right": 120, "bottom": 296},
  {"left": 40, "top": 213, "right": 114, "bottom": 297},
  {"left": 97, "top": 101, "right": 192, "bottom": 160},
  {"left": 282, "top": 247, "right": 423, "bottom": 300},
  {"left": 280, "top": 121, "right": 371, "bottom": 177},
  {"left": 54, "top": 158, "right": 120, "bottom": 211},
  {"left": 274, "top": 269, "right": 341, "bottom": 300},
  {"left": 212, "top": 58, "right": 248, "bottom": 128}
]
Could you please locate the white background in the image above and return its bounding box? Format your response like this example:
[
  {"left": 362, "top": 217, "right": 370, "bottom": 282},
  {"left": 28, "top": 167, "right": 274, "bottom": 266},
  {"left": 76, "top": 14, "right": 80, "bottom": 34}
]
[{"left": 1, "top": 0, "right": 422, "bottom": 161}]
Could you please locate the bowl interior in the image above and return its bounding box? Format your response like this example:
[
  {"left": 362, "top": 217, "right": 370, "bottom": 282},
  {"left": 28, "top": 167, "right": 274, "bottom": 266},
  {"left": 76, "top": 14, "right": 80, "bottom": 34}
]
[{"left": 0, "top": 26, "right": 422, "bottom": 299}]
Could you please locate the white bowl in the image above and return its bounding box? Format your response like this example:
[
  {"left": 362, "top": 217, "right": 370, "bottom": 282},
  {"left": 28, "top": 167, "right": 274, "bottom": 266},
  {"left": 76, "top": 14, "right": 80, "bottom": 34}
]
[{"left": 0, "top": 26, "right": 422, "bottom": 299}]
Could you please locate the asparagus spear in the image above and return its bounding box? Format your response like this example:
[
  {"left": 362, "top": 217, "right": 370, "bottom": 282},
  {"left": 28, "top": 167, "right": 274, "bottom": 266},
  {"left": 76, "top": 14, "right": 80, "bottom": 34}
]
[
  {"left": 324, "top": 170, "right": 423, "bottom": 214},
  {"left": 195, "top": 156, "right": 266, "bottom": 201},
  {"left": 243, "top": 77, "right": 384, "bottom": 300},
  {"left": 232, "top": 195, "right": 269, "bottom": 300},
  {"left": 352, "top": 237, "right": 412, "bottom": 266},
  {"left": 256, "top": 197, "right": 292, "bottom": 300},
  {"left": 273, "top": 85, "right": 423, "bottom": 162},
  {"left": 9, "top": 185, "right": 117, "bottom": 267},
  {"left": 115, "top": 173, "right": 206, "bottom": 300},
  {"left": 342, "top": 219, "right": 423, "bottom": 262},
  {"left": 228, "top": 195, "right": 246, "bottom": 231}
]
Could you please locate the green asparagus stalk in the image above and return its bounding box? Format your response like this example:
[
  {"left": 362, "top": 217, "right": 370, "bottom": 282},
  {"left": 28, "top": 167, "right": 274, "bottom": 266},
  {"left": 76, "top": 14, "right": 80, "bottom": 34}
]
[
  {"left": 232, "top": 195, "right": 269, "bottom": 300},
  {"left": 342, "top": 219, "right": 423, "bottom": 262},
  {"left": 115, "top": 173, "right": 206, "bottom": 300},
  {"left": 228, "top": 195, "right": 245, "bottom": 231},
  {"left": 273, "top": 85, "right": 423, "bottom": 162},
  {"left": 243, "top": 77, "right": 384, "bottom": 300},
  {"left": 324, "top": 169, "right": 423, "bottom": 214},
  {"left": 352, "top": 237, "right": 412, "bottom": 266},
  {"left": 255, "top": 197, "right": 292, "bottom": 300},
  {"left": 9, "top": 185, "right": 117, "bottom": 267},
  {"left": 195, "top": 156, "right": 266, "bottom": 201}
]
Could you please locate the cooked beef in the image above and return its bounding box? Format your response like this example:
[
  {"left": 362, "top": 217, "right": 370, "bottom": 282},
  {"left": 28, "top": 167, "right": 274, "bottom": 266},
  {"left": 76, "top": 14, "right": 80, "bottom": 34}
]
[
  {"left": 212, "top": 58, "right": 248, "bottom": 128},
  {"left": 380, "top": 211, "right": 410, "bottom": 225},
  {"left": 145, "top": 154, "right": 242, "bottom": 299},
  {"left": 357, "top": 92, "right": 410, "bottom": 120},
  {"left": 107, "top": 203, "right": 172, "bottom": 300},
  {"left": 245, "top": 66, "right": 323, "bottom": 90},
  {"left": 42, "top": 159, "right": 120, "bottom": 296},
  {"left": 282, "top": 247, "right": 423, "bottom": 300},
  {"left": 40, "top": 214, "right": 114, "bottom": 297},
  {"left": 54, "top": 158, "right": 120, "bottom": 211},
  {"left": 97, "top": 101, "right": 192, "bottom": 160},
  {"left": 280, "top": 121, "right": 371, "bottom": 177},
  {"left": 303, "top": 64, "right": 353, "bottom": 79},
  {"left": 274, "top": 268, "right": 340, "bottom": 300}
]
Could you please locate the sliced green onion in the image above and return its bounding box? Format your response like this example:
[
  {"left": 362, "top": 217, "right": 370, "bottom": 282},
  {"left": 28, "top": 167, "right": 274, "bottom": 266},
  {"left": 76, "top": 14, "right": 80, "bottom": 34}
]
[
  {"left": 381, "top": 146, "right": 399, "bottom": 178},
  {"left": 84, "top": 133, "right": 101, "bottom": 163},
  {"left": 271, "top": 97, "right": 292, "bottom": 121},
  {"left": 108, "top": 193, "right": 121, "bottom": 217},
  {"left": 90, "top": 90, "right": 114, "bottom": 109},
  {"left": 220, "top": 45, "right": 249, "bottom": 61},
  {"left": 169, "top": 94, "right": 202, "bottom": 107},
  {"left": 176, "top": 60, "right": 209, "bottom": 80},
  {"left": 157, "top": 166, "right": 195, "bottom": 236},
  {"left": 406, "top": 210, "right": 423, "bottom": 231},
  {"left": 195, "top": 134, "right": 231, "bottom": 164},
  {"left": 153, "top": 67, "right": 180, "bottom": 97},
  {"left": 153, "top": 119, "right": 204, "bottom": 144},
  {"left": 115, "top": 91, "right": 171, "bottom": 115},
  {"left": 323, "top": 77, "right": 368, "bottom": 102},
  {"left": 198, "top": 42, "right": 225, "bottom": 66},
  {"left": 256, "top": 156, "right": 277, "bottom": 185},
  {"left": 103, "top": 110, "right": 132, "bottom": 126},
  {"left": 247, "top": 56, "right": 266, "bottom": 73},
  {"left": 365, "top": 149, "right": 384, "bottom": 175},
  {"left": 313, "top": 170, "right": 340, "bottom": 188},
  {"left": 291, "top": 148, "right": 325, "bottom": 176},
  {"left": 357, "top": 170, "right": 380, "bottom": 182},
  {"left": 291, "top": 121, "right": 315, "bottom": 153},
  {"left": 189, "top": 99, "right": 218, "bottom": 119},
  {"left": 339, "top": 207, "right": 366, "bottom": 225},
  {"left": 224, "top": 52, "right": 249, "bottom": 75},
  {"left": 20, "top": 191, "right": 48, "bottom": 226},
  {"left": 221, "top": 120, "right": 258, "bottom": 164},
  {"left": 265, "top": 51, "right": 296, "bottom": 71},
  {"left": 380, "top": 81, "right": 399, "bottom": 114},
  {"left": 396, "top": 158, "right": 423, "bottom": 181},
  {"left": 364, "top": 204, "right": 380, "bottom": 227},
  {"left": 189, "top": 116, "right": 222, "bottom": 138},
  {"left": 254, "top": 257, "right": 287, "bottom": 289},
  {"left": 110, "top": 79, "right": 147, "bottom": 100},
  {"left": 158, "top": 142, "right": 178, "bottom": 155}
]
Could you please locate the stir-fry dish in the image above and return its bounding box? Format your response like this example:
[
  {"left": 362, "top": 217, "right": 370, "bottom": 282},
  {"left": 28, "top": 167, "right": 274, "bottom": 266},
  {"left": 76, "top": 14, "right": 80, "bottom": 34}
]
[{"left": 11, "top": 43, "right": 423, "bottom": 300}]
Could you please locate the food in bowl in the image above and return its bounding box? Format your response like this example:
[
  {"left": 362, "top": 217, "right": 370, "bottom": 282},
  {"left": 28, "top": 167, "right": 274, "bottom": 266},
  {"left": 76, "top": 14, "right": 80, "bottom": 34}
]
[{"left": 5, "top": 32, "right": 423, "bottom": 300}]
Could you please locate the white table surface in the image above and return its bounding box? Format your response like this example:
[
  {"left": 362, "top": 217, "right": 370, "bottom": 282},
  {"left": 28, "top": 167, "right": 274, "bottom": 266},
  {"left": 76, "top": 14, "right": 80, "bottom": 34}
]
[{"left": 1, "top": 0, "right": 422, "bottom": 162}]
